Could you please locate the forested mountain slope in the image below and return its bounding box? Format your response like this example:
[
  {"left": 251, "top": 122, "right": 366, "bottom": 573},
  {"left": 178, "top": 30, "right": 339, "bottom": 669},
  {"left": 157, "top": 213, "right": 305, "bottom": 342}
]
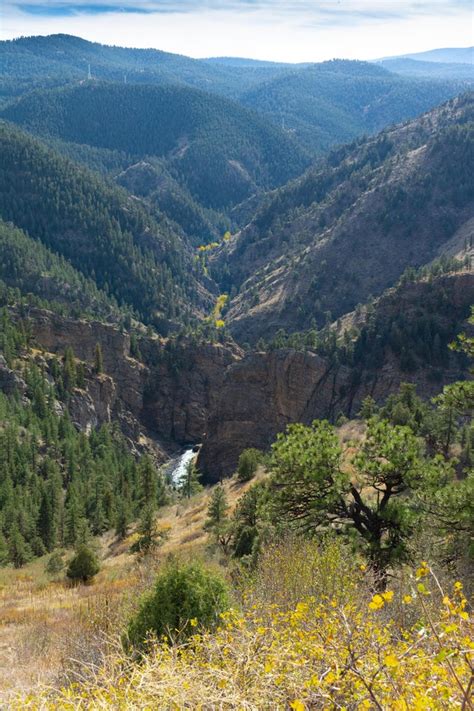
[
  {"left": 0, "top": 33, "right": 289, "bottom": 102},
  {"left": 26, "top": 138, "right": 226, "bottom": 247},
  {"left": 213, "top": 93, "right": 474, "bottom": 342},
  {"left": 0, "top": 122, "right": 208, "bottom": 329},
  {"left": 240, "top": 60, "right": 471, "bottom": 153},
  {"left": 1, "top": 36, "right": 469, "bottom": 160},
  {"left": 2, "top": 82, "right": 309, "bottom": 210},
  {"left": 0, "top": 219, "right": 122, "bottom": 321}
]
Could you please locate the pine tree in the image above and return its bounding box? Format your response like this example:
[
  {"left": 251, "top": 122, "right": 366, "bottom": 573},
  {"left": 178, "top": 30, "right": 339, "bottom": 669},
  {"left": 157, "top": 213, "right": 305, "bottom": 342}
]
[
  {"left": 204, "top": 485, "right": 232, "bottom": 555},
  {"left": 205, "top": 485, "right": 228, "bottom": 530},
  {"left": 66, "top": 545, "right": 100, "bottom": 583},
  {"left": 179, "top": 461, "right": 202, "bottom": 499},
  {"left": 8, "top": 525, "right": 31, "bottom": 568},
  {"left": 131, "top": 504, "right": 165, "bottom": 554},
  {"left": 115, "top": 498, "right": 131, "bottom": 540},
  {"left": 94, "top": 342, "right": 103, "bottom": 374},
  {"left": 63, "top": 346, "right": 77, "bottom": 391},
  {"left": 139, "top": 455, "right": 157, "bottom": 505},
  {"left": 0, "top": 531, "right": 9, "bottom": 566},
  {"left": 37, "top": 488, "right": 56, "bottom": 552},
  {"left": 45, "top": 550, "right": 64, "bottom": 577}
]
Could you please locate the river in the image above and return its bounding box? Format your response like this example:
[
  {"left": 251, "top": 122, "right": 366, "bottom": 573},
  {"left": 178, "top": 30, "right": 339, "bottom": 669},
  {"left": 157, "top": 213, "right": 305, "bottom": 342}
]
[{"left": 167, "top": 448, "right": 196, "bottom": 487}]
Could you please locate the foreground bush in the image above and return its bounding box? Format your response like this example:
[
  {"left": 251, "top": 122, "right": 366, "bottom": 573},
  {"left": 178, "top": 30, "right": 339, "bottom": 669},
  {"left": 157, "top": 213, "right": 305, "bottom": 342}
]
[
  {"left": 66, "top": 545, "right": 100, "bottom": 583},
  {"left": 20, "top": 563, "right": 472, "bottom": 709},
  {"left": 126, "top": 560, "right": 230, "bottom": 648}
]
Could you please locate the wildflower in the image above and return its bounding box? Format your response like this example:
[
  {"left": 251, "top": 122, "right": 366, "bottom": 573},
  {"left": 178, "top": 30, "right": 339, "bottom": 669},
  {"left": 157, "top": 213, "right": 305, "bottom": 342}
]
[
  {"left": 384, "top": 654, "right": 399, "bottom": 668},
  {"left": 290, "top": 701, "right": 305, "bottom": 711},
  {"left": 416, "top": 562, "right": 430, "bottom": 579}
]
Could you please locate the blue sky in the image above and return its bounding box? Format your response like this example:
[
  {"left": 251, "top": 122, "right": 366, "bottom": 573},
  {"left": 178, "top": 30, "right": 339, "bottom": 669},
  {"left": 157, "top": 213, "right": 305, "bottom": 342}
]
[{"left": 1, "top": 1, "right": 472, "bottom": 61}]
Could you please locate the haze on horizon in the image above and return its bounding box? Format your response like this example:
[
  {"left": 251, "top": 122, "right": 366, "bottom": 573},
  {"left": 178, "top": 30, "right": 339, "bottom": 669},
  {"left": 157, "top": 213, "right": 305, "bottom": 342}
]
[{"left": 1, "top": 0, "right": 472, "bottom": 63}]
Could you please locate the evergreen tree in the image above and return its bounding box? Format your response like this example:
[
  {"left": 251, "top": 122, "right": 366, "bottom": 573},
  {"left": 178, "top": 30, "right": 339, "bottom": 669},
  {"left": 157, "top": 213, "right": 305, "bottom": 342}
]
[
  {"left": 204, "top": 485, "right": 232, "bottom": 554},
  {"left": 8, "top": 525, "right": 31, "bottom": 568},
  {"left": 94, "top": 342, "right": 103, "bottom": 374},
  {"left": 179, "top": 462, "right": 202, "bottom": 499},
  {"left": 66, "top": 545, "right": 100, "bottom": 583},
  {"left": 63, "top": 346, "right": 77, "bottom": 392},
  {"left": 131, "top": 504, "right": 166, "bottom": 555},
  {"left": 204, "top": 485, "right": 228, "bottom": 530},
  {"left": 37, "top": 488, "right": 56, "bottom": 552}
]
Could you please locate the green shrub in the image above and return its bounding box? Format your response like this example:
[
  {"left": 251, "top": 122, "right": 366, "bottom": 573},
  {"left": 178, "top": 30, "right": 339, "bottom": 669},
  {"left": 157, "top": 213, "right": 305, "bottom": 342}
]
[
  {"left": 126, "top": 561, "right": 229, "bottom": 649},
  {"left": 66, "top": 545, "right": 100, "bottom": 583},
  {"left": 237, "top": 448, "right": 261, "bottom": 482},
  {"left": 45, "top": 550, "right": 64, "bottom": 577}
]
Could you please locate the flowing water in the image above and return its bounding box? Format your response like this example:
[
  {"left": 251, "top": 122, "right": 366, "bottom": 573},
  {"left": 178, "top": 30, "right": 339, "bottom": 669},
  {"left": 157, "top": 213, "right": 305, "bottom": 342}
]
[{"left": 168, "top": 448, "right": 196, "bottom": 487}]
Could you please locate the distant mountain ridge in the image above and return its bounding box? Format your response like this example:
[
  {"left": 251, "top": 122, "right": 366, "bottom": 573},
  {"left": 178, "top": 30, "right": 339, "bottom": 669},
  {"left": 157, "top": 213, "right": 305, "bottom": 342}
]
[
  {"left": 239, "top": 59, "right": 469, "bottom": 152},
  {"left": 380, "top": 47, "right": 473, "bottom": 64},
  {"left": 377, "top": 58, "right": 473, "bottom": 81},
  {"left": 1, "top": 35, "right": 469, "bottom": 157}
]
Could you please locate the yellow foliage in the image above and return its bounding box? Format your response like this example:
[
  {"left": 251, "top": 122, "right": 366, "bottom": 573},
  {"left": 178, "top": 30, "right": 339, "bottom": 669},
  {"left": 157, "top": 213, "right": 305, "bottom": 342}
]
[{"left": 16, "top": 576, "right": 473, "bottom": 709}]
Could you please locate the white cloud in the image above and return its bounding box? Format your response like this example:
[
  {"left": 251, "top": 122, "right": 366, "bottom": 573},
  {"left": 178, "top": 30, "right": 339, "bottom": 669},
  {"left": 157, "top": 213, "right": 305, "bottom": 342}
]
[{"left": 1, "top": 0, "right": 472, "bottom": 62}]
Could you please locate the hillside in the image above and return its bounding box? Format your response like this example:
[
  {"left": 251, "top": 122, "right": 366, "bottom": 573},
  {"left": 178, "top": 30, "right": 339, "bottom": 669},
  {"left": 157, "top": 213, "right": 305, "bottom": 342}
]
[
  {"left": 213, "top": 93, "right": 474, "bottom": 343},
  {"left": 0, "top": 219, "right": 121, "bottom": 321},
  {"left": 1, "top": 36, "right": 470, "bottom": 162},
  {"left": 0, "top": 121, "right": 207, "bottom": 328},
  {"left": 2, "top": 82, "right": 309, "bottom": 210},
  {"left": 0, "top": 33, "right": 289, "bottom": 102},
  {"left": 199, "top": 270, "right": 473, "bottom": 480},
  {"left": 2, "top": 19, "right": 474, "bottom": 711},
  {"left": 240, "top": 60, "right": 470, "bottom": 153}
]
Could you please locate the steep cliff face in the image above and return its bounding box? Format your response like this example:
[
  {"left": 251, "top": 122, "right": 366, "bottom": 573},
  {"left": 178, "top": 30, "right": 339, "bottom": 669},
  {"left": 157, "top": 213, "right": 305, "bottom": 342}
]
[
  {"left": 11, "top": 306, "right": 242, "bottom": 458},
  {"left": 197, "top": 340, "right": 470, "bottom": 482},
  {"left": 197, "top": 349, "right": 350, "bottom": 481},
  {"left": 142, "top": 340, "right": 242, "bottom": 444},
  {"left": 8, "top": 270, "right": 472, "bottom": 481},
  {"left": 198, "top": 272, "right": 474, "bottom": 480},
  {"left": 14, "top": 306, "right": 149, "bottom": 437}
]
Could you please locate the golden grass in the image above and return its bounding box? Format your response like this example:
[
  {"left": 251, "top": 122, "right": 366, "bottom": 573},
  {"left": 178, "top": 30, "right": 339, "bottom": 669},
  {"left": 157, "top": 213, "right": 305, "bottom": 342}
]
[{"left": 0, "top": 474, "right": 259, "bottom": 703}]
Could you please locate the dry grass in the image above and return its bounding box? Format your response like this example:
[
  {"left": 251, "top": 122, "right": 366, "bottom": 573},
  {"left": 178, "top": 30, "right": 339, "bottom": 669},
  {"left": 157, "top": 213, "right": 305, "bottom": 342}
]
[
  {"left": 14, "top": 544, "right": 474, "bottom": 710},
  {"left": 0, "top": 473, "right": 259, "bottom": 704},
  {"left": 0, "top": 552, "right": 136, "bottom": 702}
]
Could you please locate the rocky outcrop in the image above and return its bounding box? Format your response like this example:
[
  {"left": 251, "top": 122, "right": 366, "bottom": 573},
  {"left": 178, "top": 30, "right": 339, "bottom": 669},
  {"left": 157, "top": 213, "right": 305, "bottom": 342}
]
[
  {"left": 0, "top": 355, "right": 27, "bottom": 397},
  {"left": 8, "top": 270, "right": 472, "bottom": 481},
  {"left": 197, "top": 340, "right": 471, "bottom": 482},
  {"left": 9, "top": 307, "right": 242, "bottom": 459},
  {"left": 198, "top": 273, "right": 474, "bottom": 481},
  {"left": 142, "top": 340, "right": 242, "bottom": 444},
  {"left": 197, "top": 349, "right": 351, "bottom": 482},
  {"left": 68, "top": 374, "right": 116, "bottom": 433}
]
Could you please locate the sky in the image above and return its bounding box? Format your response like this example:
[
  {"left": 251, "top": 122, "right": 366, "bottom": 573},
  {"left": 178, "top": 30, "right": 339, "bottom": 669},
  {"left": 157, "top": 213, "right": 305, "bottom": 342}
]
[{"left": 1, "top": 0, "right": 472, "bottom": 62}]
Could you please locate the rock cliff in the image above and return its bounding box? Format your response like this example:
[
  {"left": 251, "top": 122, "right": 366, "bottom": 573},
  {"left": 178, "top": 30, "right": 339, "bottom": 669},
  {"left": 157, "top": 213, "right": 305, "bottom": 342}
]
[
  {"left": 7, "top": 270, "right": 472, "bottom": 480},
  {"left": 198, "top": 273, "right": 474, "bottom": 480}
]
